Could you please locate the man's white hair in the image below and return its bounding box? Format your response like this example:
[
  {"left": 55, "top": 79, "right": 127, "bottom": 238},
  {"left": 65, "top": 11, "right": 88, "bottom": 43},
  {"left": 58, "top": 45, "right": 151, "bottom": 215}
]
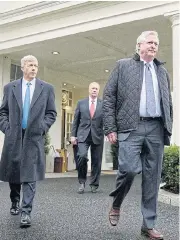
[
  {"left": 136, "top": 31, "right": 159, "bottom": 53},
  {"left": 21, "top": 55, "right": 38, "bottom": 67}
]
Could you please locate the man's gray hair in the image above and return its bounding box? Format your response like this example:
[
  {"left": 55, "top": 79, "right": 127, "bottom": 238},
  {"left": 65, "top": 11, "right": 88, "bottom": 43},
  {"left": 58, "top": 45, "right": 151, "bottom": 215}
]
[
  {"left": 136, "top": 31, "right": 159, "bottom": 53},
  {"left": 21, "top": 55, "right": 38, "bottom": 67}
]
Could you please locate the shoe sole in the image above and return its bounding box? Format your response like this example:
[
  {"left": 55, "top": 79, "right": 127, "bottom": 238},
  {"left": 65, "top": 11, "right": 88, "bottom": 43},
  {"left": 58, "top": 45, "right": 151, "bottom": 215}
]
[
  {"left": 91, "top": 190, "right": 97, "bottom": 193},
  {"left": 20, "top": 223, "right": 31, "bottom": 228},
  {"left": 141, "top": 231, "right": 164, "bottom": 240},
  {"left": 78, "top": 191, "right": 84, "bottom": 194},
  {"left": 10, "top": 211, "right": 20, "bottom": 216}
]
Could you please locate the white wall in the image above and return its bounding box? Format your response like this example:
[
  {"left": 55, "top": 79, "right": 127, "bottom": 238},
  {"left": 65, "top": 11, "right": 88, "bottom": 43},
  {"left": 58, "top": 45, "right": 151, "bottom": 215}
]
[{"left": 43, "top": 67, "right": 62, "bottom": 150}]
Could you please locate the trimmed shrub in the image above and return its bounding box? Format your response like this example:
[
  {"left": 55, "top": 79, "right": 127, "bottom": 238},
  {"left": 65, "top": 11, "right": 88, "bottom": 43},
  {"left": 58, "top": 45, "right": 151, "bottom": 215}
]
[
  {"left": 162, "top": 145, "right": 179, "bottom": 194},
  {"left": 44, "top": 132, "right": 51, "bottom": 155}
]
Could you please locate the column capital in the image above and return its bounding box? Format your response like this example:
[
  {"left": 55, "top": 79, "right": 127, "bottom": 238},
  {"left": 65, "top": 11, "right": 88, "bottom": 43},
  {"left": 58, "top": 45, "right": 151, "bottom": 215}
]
[{"left": 164, "top": 10, "right": 179, "bottom": 27}]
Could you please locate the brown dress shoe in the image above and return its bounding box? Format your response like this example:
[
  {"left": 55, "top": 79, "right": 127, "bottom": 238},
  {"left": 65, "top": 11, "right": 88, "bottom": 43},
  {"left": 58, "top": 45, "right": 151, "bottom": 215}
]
[
  {"left": 108, "top": 208, "right": 120, "bottom": 226},
  {"left": 141, "top": 228, "right": 164, "bottom": 239}
]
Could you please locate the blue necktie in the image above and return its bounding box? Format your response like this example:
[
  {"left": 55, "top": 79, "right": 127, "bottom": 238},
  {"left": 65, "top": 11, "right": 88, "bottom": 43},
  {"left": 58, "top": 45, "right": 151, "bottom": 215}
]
[
  {"left": 22, "top": 83, "right": 31, "bottom": 129},
  {"left": 145, "top": 63, "right": 156, "bottom": 116}
]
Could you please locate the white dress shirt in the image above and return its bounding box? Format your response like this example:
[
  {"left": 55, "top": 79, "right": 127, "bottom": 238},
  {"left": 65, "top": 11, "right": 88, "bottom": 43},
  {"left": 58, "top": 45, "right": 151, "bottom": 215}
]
[
  {"left": 89, "top": 97, "right": 97, "bottom": 110},
  {"left": 22, "top": 78, "right": 36, "bottom": 107},
  {"left": 139, "top": 60, "right": 162, "bottom": 117}
]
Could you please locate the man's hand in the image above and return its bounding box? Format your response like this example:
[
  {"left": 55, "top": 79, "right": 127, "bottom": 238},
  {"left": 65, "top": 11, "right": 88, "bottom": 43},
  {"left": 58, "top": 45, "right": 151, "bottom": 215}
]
[
  {"left": 71, "top": 136, "right": 77, "bottom": 145},
  {"left": 107, "top": 132, "right": 117, "bottom": 144}
]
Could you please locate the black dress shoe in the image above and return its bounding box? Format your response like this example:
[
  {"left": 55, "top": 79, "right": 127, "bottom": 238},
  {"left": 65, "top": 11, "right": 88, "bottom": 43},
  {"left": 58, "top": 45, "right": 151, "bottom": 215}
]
[
  {"left": 20, "top": 212, "right": 31, "bottom": 228},
  {"left": 78, "top": 183, "right": 85, "bottom": 194},
  {"left": 91, "top": 185, "right": 98, "bottom": 193},
  {"left": 10, "top": 202, "right": 20, "bottom": 215}
]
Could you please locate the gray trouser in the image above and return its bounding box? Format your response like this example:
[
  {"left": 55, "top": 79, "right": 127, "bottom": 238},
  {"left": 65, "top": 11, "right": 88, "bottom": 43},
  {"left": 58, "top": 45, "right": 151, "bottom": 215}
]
[
  {"left": 9, "top": 182, "right": 36, "bottom": 215},
  {"left": 109, "top": 119, "right": 164, "bottom": 229}
]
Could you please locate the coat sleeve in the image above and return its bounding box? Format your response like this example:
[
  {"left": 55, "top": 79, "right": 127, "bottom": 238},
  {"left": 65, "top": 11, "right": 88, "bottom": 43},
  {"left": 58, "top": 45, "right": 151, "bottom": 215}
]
[
  {"left": 166, "top": 72, "right": 173, "bottom": 125},
  {"left": 0, "top": 85, "right": 9, "bottom": 134},
  {"left": 43, "top": 85, "right": 57, "bottom": 134},
  {"left": 102, "top": 61, "right": 119, "bottom": 136},
  {"left": 71, "top": 101, "right": 80, "bottom": 137}
]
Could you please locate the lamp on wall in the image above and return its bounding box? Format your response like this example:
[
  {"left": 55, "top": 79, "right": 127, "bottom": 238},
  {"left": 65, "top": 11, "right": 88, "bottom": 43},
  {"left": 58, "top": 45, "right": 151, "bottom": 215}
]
[{"left": 52, "top": 51, "right": 60, "bottom": 55}]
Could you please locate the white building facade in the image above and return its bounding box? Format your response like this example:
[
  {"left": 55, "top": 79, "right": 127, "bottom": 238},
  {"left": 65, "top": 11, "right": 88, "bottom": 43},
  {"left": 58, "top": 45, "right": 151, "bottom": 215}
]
[{"left": 0, "top": 1, "right": 179, "bottom": 171}]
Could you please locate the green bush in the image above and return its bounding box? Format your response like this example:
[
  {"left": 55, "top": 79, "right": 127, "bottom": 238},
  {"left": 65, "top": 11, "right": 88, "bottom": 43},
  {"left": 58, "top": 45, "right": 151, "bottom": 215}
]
[
  {"left": 44, "top": 132, "right": 51, "bottom": 155},
  {"left": 162, "top": 145, "right": 179, "bottom": 194}
]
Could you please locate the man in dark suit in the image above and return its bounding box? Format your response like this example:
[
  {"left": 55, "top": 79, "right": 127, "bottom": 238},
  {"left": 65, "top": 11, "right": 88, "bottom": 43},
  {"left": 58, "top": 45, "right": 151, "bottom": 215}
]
[
  {"left": 71, "top": 82, "right": 104, "bottom": 194},
  {"left": 103, "top": 31, "right": 173, "bottom": 239},
  {"left": 0, "top": 55, "right": 57, "bottom": 228}
]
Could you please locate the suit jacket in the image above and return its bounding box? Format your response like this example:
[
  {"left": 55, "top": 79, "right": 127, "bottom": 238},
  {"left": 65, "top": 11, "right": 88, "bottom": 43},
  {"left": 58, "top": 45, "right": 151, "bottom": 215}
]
[
  {"left": 0, "top": 78, "right": 57, "bottom": 183},
  {"left": 71, "top": 98, "right": 104, "bottom": 144}
]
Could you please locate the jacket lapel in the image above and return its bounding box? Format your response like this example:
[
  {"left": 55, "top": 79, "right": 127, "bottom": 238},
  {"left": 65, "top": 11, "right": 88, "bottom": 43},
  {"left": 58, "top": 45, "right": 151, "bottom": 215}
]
[
  {"left": 85, "top": 98, "right": 90, "bottom": 118},
  {"left": 12, "top": 78, "right": 23, "bottom": 112},
  {"left": 93, "top": 99, "right": 101, "bottom": 118},
  {"left": 30, "top": 78, "right": 44, "bottom": 109}
]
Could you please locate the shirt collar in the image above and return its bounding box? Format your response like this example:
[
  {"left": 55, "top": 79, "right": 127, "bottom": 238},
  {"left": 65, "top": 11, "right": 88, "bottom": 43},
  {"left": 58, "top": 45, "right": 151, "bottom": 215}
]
[
  {"left": 140, "top": 58, "right": 154, "bottom": 68},
  {"left": 89, "top": 97, "right": 97, "bottom": 103},
  {"left": 22, "top": 78, "right": 36, "bottom": 85}
]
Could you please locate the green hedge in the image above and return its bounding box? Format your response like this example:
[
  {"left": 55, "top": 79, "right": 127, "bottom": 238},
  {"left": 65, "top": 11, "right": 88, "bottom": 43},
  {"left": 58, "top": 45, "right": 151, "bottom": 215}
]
[
  {"left": 162, "top": 145, "right": 179, "bottom": 194},
  {"left": 44, "top": 132, "right": 51, "bottom": 155}
]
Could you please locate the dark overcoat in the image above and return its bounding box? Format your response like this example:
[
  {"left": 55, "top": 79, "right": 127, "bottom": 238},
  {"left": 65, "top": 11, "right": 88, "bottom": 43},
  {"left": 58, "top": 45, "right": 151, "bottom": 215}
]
[{"left": 0, "top": 78, "right": 57, "bottom": 183}]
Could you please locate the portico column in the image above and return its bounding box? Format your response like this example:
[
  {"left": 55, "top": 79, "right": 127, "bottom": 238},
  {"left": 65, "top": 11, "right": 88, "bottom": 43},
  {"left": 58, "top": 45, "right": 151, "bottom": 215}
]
[
  {"left": 0, "top": 55, "right": 11, "bottom": 157},
  {"left": 0, "top": 55, "right": 11, "bottom": 102},
  {"left": 164, "top": 11, "right": 180, "bottom": 146}
]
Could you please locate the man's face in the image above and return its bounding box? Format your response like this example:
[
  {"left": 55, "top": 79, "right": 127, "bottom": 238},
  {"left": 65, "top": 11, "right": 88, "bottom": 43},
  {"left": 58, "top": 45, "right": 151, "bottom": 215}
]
[
  {"left": 21, "top": 60, "right": 38, "bottom": 80},
  {"left": 89, "top": 83, "right": 100, "bottom": 98},
  {"left": 138, "top": 35, "right": 159, "bottom": 59}
]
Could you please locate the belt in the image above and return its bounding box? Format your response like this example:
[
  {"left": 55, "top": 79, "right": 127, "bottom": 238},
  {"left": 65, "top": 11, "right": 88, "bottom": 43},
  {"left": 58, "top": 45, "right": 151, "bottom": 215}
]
[{"left": 140, "top": 117, "right": 162, "bottom": 121}]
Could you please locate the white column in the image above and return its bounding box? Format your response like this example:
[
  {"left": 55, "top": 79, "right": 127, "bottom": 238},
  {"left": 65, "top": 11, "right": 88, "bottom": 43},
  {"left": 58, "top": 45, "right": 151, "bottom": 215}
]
[
  {"left": 0, "top": 55, "right": 11, "bottom": 102},
  {"left": 0, "top": 55, "right": 11, "bottom": 157},
  {"left": 165, "top": 11, "right": 180, "bottom": 146},
  {"left": 43, "top": 67, "right": 62, "bottom": 150}
]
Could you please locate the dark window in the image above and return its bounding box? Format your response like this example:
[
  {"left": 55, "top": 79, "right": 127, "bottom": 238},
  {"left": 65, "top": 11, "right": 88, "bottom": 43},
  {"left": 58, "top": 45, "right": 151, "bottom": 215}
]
[
  {"left": 10, "top": 64, "right": 22, "bottom": 81},
  {"left": 16, "top": 65, "right": 22, "bottom": 79},
  {"left": 10, "top": 64, "right": 16, "bottom": 81}
]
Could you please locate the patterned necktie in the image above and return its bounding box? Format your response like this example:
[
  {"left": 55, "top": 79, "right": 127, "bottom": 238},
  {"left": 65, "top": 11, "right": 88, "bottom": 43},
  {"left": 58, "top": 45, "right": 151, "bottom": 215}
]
[
  {"left": 90, "top": 100, "right": 95, "bottom": 118},
  {"left": 22, "top": 82, "right": 31, "bottom": 129},
  {"left": 145, "top": 63, "right": 156, "bottom": 116}
]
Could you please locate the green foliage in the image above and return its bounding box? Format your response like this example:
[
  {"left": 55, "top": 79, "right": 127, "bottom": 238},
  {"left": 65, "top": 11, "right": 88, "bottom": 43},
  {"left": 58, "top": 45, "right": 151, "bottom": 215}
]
[
  {"left": 162, "top": 145, "right": 179, "bottom": 194},
  {"left": 44, "top": 132, "right": 51, "bottom": 155}
]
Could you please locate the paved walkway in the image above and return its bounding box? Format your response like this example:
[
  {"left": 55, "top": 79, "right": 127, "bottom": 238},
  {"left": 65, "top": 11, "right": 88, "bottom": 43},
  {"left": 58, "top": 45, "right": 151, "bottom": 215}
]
[{"left": 0, "top": 174, "right": 179, "bottom": 240}]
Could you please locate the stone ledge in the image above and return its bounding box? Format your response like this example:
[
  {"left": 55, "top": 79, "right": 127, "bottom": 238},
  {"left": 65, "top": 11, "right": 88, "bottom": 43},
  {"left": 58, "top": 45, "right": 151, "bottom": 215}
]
[{"left": 158, "top": 188, "right": 179, "bottom": 207}]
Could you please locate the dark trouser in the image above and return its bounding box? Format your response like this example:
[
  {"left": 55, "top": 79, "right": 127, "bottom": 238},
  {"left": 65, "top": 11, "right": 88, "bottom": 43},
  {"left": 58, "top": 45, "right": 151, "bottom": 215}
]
[
  {"left": 110, "top": 119, "right": 164, "bottom": 229},
  {"left": 73, "top": 145, "right": 78, "bottom": 169},
  {"left": 9, "top": 128, "right": 36, "bottom": 215},
  {"left": 9, "top": 182, "right": 36, "bottom": 215},
  {"left": 77, "top": 133, "right": 103, "bottom": 187}
]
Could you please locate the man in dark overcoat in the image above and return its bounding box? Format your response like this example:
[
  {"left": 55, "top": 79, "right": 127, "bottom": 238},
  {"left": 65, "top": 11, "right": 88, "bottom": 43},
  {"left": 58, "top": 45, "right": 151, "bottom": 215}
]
[{"left": 0, "top": 55, "right": 57, "bottom": 228}]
